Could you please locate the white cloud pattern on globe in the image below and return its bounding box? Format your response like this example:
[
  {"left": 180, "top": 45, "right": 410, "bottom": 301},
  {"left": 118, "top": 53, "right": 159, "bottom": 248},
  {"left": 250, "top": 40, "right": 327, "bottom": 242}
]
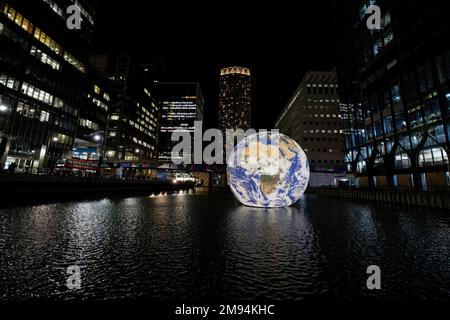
[{"left": 227, "top": 132, "right": 310, "bottom": 208}]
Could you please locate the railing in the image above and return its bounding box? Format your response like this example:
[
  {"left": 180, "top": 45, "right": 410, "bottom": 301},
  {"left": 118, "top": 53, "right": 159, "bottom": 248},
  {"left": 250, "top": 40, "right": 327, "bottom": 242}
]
[{"left": 315, "top": 187, "right": 450, "bottom": 209}]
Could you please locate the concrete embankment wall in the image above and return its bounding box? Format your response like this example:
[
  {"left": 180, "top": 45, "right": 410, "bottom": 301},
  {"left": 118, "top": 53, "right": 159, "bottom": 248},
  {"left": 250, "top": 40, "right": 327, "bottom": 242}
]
[
  {"left": 316, "top": 188, "right": 450, "bottom": 210},
  {"left": 0, "top": 175, "right": 195, "bottom": 198}
]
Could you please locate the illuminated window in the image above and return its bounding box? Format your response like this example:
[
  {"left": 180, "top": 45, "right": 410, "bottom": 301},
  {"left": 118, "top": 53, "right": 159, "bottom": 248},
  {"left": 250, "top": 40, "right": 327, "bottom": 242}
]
[
  {"left": 30, "top": 46, "right": 60, "bottom": 70},
  {"left": 63, "top": 51, "right": 85, "bottom": 73},
  {"left": 21, "top": 82, "right": 54, "bottom": 105}
]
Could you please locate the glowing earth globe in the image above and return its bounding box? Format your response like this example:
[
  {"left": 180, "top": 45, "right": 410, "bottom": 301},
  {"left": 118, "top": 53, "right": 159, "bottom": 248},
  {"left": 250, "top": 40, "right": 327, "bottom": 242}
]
[{"left": 227, "top": 132, "right": 310, "bottom": 208}]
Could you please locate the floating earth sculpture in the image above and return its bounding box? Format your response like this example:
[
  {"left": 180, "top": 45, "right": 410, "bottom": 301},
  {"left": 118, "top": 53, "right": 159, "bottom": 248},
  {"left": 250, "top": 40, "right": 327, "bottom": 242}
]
[{"left": 227, "top": 132, "right": 310, "bottom": 208}]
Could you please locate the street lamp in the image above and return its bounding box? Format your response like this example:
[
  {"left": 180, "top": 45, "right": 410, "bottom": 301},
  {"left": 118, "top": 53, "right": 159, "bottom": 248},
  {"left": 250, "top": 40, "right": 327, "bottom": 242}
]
[
  {"left": 0, "top": 105, "right": 8, "bottom": 112},
  {"left": 94, "top": 134, "right": 102, "bottom": 142}
]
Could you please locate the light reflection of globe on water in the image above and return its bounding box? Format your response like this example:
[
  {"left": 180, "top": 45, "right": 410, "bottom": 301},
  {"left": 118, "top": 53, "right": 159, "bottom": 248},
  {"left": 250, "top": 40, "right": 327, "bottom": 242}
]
[{"left": 227, "top": 132, "right": 310, "bottom": 208}]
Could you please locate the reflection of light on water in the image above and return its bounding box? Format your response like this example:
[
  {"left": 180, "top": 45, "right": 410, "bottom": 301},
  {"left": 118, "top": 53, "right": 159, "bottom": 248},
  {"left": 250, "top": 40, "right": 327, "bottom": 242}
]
[
  {"left": 148, "top": 189, "right": 193, "bottom": 198},
  {"left": 231, "top": 205, "right": 302, "bottom": 217}
]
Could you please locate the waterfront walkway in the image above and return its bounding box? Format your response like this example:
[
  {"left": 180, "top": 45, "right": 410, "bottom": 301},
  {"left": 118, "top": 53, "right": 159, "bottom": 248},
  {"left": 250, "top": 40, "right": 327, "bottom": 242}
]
[{"left": 317, "top": 187, "right": 450, "bottom": 209}]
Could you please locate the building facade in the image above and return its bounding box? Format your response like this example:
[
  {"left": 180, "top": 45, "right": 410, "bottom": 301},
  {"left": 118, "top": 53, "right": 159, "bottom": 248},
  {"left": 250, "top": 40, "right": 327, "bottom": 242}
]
[
  {"left": 218, "top": 66, "right": 251, "bottom": 131},
  {"left": 334, "top": 0, "right": 450, "bottom": 190},
  {"left": 275, "top": 71, "right": 346, "bottom": 187},
  {"left": 155, "top": 82, "right": 204, "bottom": 162},
  {"left": 89, "top": 55, "right": 159, "bottom": 163},
  {"left": 0, "top": 0, "right": 94, "bottom": 173},
  {"left": 72, "top": 65, "right": 113, "bottom": 162}
]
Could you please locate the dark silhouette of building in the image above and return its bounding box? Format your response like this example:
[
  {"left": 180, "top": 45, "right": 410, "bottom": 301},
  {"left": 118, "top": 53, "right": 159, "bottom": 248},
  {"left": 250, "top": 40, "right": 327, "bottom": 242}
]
[
  {"left": 276, "top": 71, "right": 346, "bottom": 187},
  {"left": 0, "top": 0, "right": 95, "bottom": 173},
  {"left": 334, "top": 0, "right": 450, "bottom": 190}
]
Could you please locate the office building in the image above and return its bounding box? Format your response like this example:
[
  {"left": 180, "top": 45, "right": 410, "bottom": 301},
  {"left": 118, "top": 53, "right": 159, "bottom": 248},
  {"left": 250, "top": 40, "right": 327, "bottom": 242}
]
[
  {"left": 0, "top": 0, "right": 94, "bottom": 173},
  {"left": 72, "top": 66, "right": 113, "bottom": 161},
  {"left": 218, "top": 66, "right": 251, "bottom": 131},
  {"left": 155, "top": 82, "right": 204, "bottom": 162},
  {"left": 275, "top": 71, "right": 346, "bottom": 187},
  {"left": 334, "top": 0, "right": 450, "bottom": 190},
  {"left": 89, "top": 55, "right": 159, "bottom": 163}
]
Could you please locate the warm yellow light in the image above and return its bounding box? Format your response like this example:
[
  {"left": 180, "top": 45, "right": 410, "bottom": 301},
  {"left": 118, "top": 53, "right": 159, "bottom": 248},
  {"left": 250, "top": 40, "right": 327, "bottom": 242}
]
[{"left": 220, "top": 66, "right": 251, "bottom": 76}]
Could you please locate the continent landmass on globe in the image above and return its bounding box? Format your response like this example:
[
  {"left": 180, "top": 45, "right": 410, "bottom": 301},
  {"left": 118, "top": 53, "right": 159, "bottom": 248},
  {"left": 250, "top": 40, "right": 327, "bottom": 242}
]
[{"left": 227, "top": 132, "right": 310, "bottom": 208}]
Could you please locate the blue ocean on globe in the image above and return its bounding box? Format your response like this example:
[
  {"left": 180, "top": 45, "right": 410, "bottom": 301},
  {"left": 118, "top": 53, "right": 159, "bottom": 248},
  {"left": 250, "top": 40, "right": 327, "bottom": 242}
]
[{"left": 227, "top": 132, "right": 310, "bottom": 208}]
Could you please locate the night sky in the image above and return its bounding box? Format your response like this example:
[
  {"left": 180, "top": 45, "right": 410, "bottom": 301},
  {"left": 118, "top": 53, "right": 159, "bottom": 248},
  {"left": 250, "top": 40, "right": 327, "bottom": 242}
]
[{"left": 93, "top": 0, "right": 335, "bottom": 130}]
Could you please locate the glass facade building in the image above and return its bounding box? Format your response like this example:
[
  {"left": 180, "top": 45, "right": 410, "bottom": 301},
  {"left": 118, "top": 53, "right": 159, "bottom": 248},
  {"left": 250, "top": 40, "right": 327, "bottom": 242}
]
[
  {"left": 155, "top": 82, "right": 204, "bottom": 162},
  {"left": 0, "top": 0, "right": 94, "bottom": 173},
  {"left": 334, "top": 0, "right": 450, "bottom": 190}
]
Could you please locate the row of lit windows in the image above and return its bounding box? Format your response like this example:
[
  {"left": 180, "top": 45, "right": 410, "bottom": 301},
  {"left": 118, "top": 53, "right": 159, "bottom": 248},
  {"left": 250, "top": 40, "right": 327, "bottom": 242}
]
[
  {"left": 132, "top": 137, "right": 155, "bottom": 150},
  {"left": 160, "top": 126, "right": 195, "bottom": 132},
  {"left": 41, "top": 0, "right": 94, "bottom": 27},
  {"left": 63, "top": 51, "right": 85, "bottom": 73},
  {"left": 163, "top": 101, "right": 197, "bottom": 106},
  {"left": 79, "top": 118, "right": 99, "bottom": 131},
  {"left": 140, "top": 105, "right": 157, "bottom": 119},
  {"left": 303, "top": 121, "right": 340, "bottom": 126},
  {"left": 304, "top": 105, "right": 339, "bottom": 110},
  {"left": 137, "top": 117, "right": 156, "bottom": 131},
  {"left": 128, "top": 120, "right": 156, "bottom": 138},
  {"left": 33, "top": 27, "right": 61, "bottom": 55},
  {"left": 304, "top": 130, "right": 343, "bottom": 134},
  {"left": 21, "top": 82, "right": 53, "bottom": 105},
  {"left": 0, "top": 73, "right": 20, "bottom": 90},
  {"left": 306, "top": 85, "right": 337, "bottom": 96},
  {"left": 30, "top": 46, "right": 60, "bottom": 70},
  {"left": 89, "top": 96, "right": 108, "bottom": 112},
  {"left": 16, "top": 102, "right": 50, "bottom": 122},
  {"left": 1, "top": 3, "right": 33, "bottom": 34},
  {"left": 1, "top": 3, "right": 86, "bottom": 73},
  {"left": 41, "top": 0, "right": 64, "bottom": 18},
  {"left": 304, "top": 137, "right": 341, "bottom": 142},
  {"left": 0, "top": 73, "right": 76, "bottom": 117},
  {"left": 307, "top": 99, "right": 340, "bottom": 103},
  {"left": 355, "top": 148, "right": 447, "bottom": 172},
  {"left": 305, "top": 114, "right": 341, "bottom": 118},
  {"left": 138, "top": 108, "right": 157, "bottom": 124},
  {"left": 163, "top": 114, "right": 196, "bottom": 119}
]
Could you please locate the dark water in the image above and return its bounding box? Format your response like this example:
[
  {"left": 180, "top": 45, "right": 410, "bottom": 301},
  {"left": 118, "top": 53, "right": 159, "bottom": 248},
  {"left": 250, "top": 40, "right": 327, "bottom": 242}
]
[{"left": 0, "top": 191, "right": 449, "bottom": 300}]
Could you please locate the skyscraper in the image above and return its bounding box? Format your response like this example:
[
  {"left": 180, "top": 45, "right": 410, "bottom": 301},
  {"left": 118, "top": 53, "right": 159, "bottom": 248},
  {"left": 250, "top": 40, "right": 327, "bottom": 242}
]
[
  {"left": 218, "top": 67, "right": 251, "bottom": 131},
  {"left": 275, "top": 71, "right": 346, "bottom": 187},
  {"left": 89, "top": 55, "right": 159, "bottom": 163},
  {"left": 334, "top": 0, "right": 450, "bottom": 191},
  {"left": 0, "top": 0, "right": 94, "bottom": 173},
  {"left": 72, "top": 66, "right": 114, "bottom": 162},
  {"left": 155, "top": 82, "right": 204, "bottom": 162}
]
